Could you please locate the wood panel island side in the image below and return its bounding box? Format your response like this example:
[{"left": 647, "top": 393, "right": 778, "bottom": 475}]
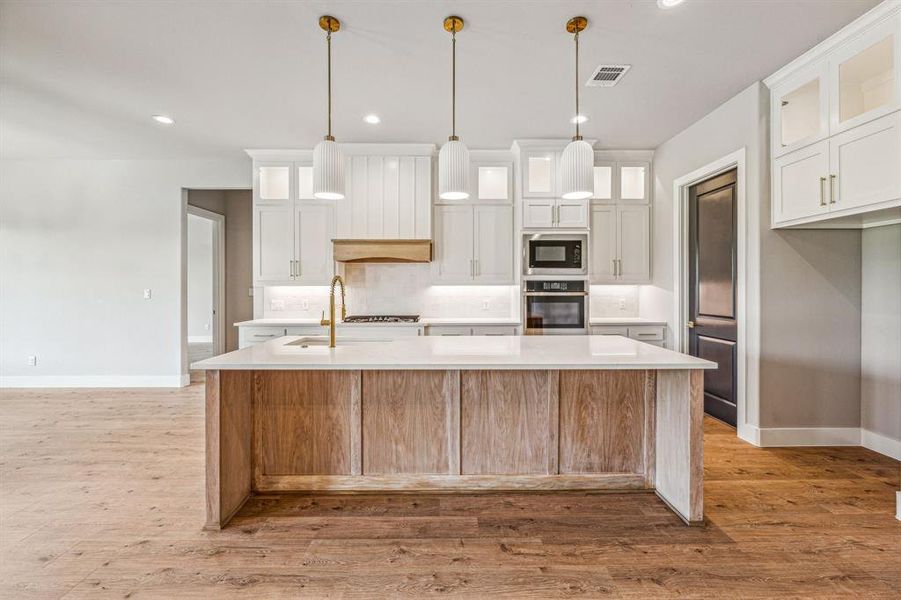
[{"left": 192, "top": 335, "right": 716, "bottom": 528}]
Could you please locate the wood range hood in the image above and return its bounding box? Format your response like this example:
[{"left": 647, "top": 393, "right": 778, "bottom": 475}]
[{"left": 332, "top": 239, "right": 432, "bottom": 263}]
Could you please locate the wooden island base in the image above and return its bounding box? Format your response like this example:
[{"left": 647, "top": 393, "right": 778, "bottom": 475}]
[{"left": 205, "top": 368, "right": 703, "bottom": 529}]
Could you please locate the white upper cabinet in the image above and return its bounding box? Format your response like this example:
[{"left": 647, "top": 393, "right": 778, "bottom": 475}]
[
  {"left": 433, "top": 204, "right": 512, "bottom": 284},
  {"left": 555, "top": 198, "right": 590, "bottom": 228},
  {"left": 767, "top": 4, "right": 901, "bottom": 228},
  {"left": 590, "top": 205, "right": 650, "bottom": 284},
  {"left": 254, "top": 204, "right": 295, "bottom": 283},
  {"left": 295, "top": 202, "right": 335, "bottom": 284},
  {"left": 592, "top": 162, "right": 615, "bottom": 203},
  {"left": 522, "top": 197, "right": 588, "bottom": 229},
  {"left": 473, "top": 205, "right": 514, "bottom": 283},
  {"left": 830, "top": 14, "right": 899, "bottom": 135},
  {"left": 297, "top": 164, "right": 315, "bottom": 200},
  {"left": 474, "top": 163, "right": 513, "bottom": 203},
  {"left": 521, "top": 150, "right": 557, "bottom": 198},
  {"left": 257, "top": 164, "right": 291, "bottom": 203},
  {"left": 618, "top": 163, "right": 649, "bottom": 203},
  {"left": 772, "top": 61, "right": 830, "bottom": 157}
]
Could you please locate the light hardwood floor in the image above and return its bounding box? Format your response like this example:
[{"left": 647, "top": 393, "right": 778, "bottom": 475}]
[{"left": 1, "top": 385, "right": 898, "bottom": 598}]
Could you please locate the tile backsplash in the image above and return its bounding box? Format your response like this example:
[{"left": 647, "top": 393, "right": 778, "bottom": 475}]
[
  {"left": 263, "top": 264, "right": 518, "bottom": 319},
  {"left": 589, "top": 285, "right": 640, "bottom": 318}
]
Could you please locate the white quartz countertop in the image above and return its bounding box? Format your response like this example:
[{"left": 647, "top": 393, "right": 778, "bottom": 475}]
[
  {"left": 234, "top": 317, "right": 521, "bottom": 327},
  {"left": 192, "top": 335, "right": 715, "bottom": 371},
  {"left": 589, "top": 317, "right": 668, "bottom": 326}
]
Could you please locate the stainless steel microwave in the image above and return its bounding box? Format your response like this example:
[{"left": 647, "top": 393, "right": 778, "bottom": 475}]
[{"left": 524, "top": 233, "right": 587, "bottom": 276}]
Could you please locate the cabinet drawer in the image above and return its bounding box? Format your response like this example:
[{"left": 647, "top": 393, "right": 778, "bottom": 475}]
[
  {"left": 627, "top": 326, "right": 665, "bottom": 342},
  {"left": 591, "top": 326, "right": 628, "bottom": 336},
  {"left": 285, "top": 326, "right": 325, "bottom": 336},
  {"left": 472, "top": 326, "right": 516, "bottom": 336},
  {"left": 427, "top": 326, "right": 472, "bottom": 336},
  {"left": 243, "top": 327, "right": 286, "bottom": 341}
]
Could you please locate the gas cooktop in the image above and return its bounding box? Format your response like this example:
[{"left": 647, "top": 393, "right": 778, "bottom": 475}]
[{"left": 343, "top": 315, "right": 420, "bottom": 323}]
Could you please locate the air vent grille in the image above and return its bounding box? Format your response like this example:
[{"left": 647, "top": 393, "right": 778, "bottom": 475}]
[{"left": 586, "top": 64, "right": 631, "bottom": 87}]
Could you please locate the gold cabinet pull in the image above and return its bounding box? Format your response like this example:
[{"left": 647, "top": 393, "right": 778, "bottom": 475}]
[
  {"left": 687, "top": 321, "right": 695, "bottom": 329},
  {"left": 829, "top": 174, "right": 836, "bottom": 204},
  {"left": 819, "top": 176, "right": 827, "bottom": 206}
]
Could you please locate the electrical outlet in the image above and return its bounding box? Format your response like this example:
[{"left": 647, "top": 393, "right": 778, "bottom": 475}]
[
  {"left": 143, "top": 288, "right": 152, "bottom": 300},
  {"left": 302, "top": 299, "right": 310, "bottom": 310},
  {"left": 270, "top": 299, "right": 285, "bottom": 311},
  {"left": 618, "top": 298, "right": 626, "bottom": 310},
  {"left": 248, "top": 287, "right": 254, "bottom": 297},
  {"left": 482, "top": 299, "right": 490, "bottom": 310},
  {"left": 27, "top": 355, "right": 37, "bottom": 366}
]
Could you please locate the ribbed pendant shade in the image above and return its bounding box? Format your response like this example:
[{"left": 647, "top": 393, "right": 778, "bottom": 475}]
[
  {"left": 439, "top": 139, "right": 470, "bottom": 200},
  {"left": 560, "top": 139, "right": 594, "bottom": 200},
  {"left": 313, "top": 139, "right": 345, "bottom": 200}
]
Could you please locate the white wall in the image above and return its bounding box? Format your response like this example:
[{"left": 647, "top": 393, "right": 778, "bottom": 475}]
[
  {"left": 860, "top": 224, "right": 901, "bottom": 457},
  {"left": 0, "top": 158, "right": 250, "bottom": 386},
  {"left": 651, "top": 81, "right": 862, "bottom": 434},
  {"left": 186, "top": 214, "right": 214, "bottom": 342}
]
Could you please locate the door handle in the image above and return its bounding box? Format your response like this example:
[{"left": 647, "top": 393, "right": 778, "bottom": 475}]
[
  {"left": 469, "top": 259, "right": 473, "bottom": 278},
  {"left": 475, "top": 259, "right": 480, "bottom": 277},
  {"left": 290, "top": 260, "right": 294, "bottom": 278},
  {"left": 611, "top": 258, "right": 617, "bottom": 278},
  {"left": 686, "top": 321, "right": 695, "bottom": 329},
  {"left": 829, "top": 174, "right": 836, "bottom": 205},
  {"left": 819, "top": 176, "right": 827, "bottom": 207}
]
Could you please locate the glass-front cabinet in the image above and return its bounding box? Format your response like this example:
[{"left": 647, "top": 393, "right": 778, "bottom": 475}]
[
  {"left": 830, "top": 14, "right": 899, "bottom": 135},
  {"left": 772, "top": 61, "right": 830, "bottom": 157}
]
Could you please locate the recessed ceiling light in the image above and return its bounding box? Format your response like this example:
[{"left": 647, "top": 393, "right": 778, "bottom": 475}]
[
  {"left": 571, "top": 114, "right": 589, "bottom": 124},
  {"left": 152, "top": 115, "right": 175, "bottom": 125},
  {"left": 363, "top": 114, "right": 381, "bottom": 124},
  {"left": 657, "top": 0, "right": 685, "bottom": 8}
]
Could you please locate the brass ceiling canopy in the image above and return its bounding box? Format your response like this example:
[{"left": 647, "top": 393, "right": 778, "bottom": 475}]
[
  {"left": 319, "top": 15, "right": 340, "bottom": 33},
  {"left": 566, "top": 16, "right": 588, "bottom": 34},
  {"left": 443, "top": 16, "right": 464, "bottom": 34}
]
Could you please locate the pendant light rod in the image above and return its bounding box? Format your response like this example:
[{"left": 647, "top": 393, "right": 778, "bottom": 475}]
[
  {"left": 319, "top": 15, "right": 340, "bottom": 141},
  {"left": 444, "top": 16, "right": 464, "bottom": 141},
  {"left": 566, "top": 16, "right": 587, "bottom": 141}
]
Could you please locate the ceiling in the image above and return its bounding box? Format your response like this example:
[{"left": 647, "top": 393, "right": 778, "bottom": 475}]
[{"left": 0, "top": 0, "right": 880, "bottom": 159}]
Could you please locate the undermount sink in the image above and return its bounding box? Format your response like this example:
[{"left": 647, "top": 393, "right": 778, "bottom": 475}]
[{"left": 285, "top": 337, "right": 390, "bottom": 348}]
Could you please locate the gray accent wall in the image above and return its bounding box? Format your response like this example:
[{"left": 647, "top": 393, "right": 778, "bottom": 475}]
[{"left": 652, "top": 81, "right": 863, "bottom": 432}]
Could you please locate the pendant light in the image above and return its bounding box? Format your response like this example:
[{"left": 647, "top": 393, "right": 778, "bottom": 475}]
[
  {"left": 438, "top": 16, "right": 470, "bottom": 201},
  {"left": 559, "top": 16, "right": 593, "bottom": 201},
  {"left": 313, "top": 15, "right": 345, "bottom": 200}
]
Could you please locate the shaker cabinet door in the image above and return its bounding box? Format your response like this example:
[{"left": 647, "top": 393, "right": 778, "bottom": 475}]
[
  {"left": 254, "top": 204, "right": 295, "bottom": 284},
  {"left": 295, "top": 203, "right": 335, "bottom": 285},
  {"left": 589, "top": 206, "right": 617, "bottom": 283},
  {"left": 433, "top": 205, "right": 475, "bottom": 283},
  {"left": 617, "top": 205, "right": 650, "bottom": 283},
  {"left": 473, "top": 205, "right": 513, "bottom": 284},
  {"left": 828, "top": 110, "right": 901, "bottom": 213},
  {"left": 772, "top": 140, "right": 831, "bottom": 225}
]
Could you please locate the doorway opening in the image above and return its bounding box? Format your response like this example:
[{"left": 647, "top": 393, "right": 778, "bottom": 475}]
[
  {"left": 672, "top": 148, "right": 758, "bottom": 442},
  {"left": 181, "top": 189, "right": 253, "bottom": 383}
]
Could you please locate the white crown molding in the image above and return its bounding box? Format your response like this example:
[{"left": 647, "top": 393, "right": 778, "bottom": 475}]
[
  {"left": 0, "top": 375, "right": 190, "bottom": 388},
  {"left": 246, "top": 143, "right": 438, "bottom": 160},
  {"left": 764, "top": 0, "right": 901, "bottom": 87},
  {"left": 511, "top": 138, "right": 599, "bottom": 152},
  {"left": 594, "top": 149, "right": 655, "bottom": 161}
]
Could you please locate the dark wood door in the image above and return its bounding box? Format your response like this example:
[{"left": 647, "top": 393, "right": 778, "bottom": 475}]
[{"left": 688, "top": 169, "right": 737, "bottom": 426}]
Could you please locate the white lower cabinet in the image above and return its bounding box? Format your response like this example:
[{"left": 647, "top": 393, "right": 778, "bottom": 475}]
[
  {"left": 254, "top": 201, "right": 335, "bottom": 285},
  {"left": 523, "top": 198, "right": 589, "bottom": 229},
  {"left": 590, "top": 205, "right": 650, "bottom": 283},
  {"left": 773, "top": 110, "right": 901, "bottom": 226},
  {"left": 433, "top": 205, "right": 513, "bottom": 284},
  {"left": 591, "top": 324, "right": 666, "bottom": 348}
]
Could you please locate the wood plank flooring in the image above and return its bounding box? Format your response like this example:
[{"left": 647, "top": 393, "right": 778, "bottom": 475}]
[{"left": 1, "top": 385, "right": 898, "bottom": 598}]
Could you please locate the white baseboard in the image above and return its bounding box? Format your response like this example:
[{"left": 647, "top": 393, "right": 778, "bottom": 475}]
[
  {"left": 0, "top": 374, "right": 191, "bottom": 388},
  {"left": 757, "top": 426, "right": 861, "bottom": 447},
  {"left": 737, "top": 423, "right": 761, "bottom": 446},
  {"left": 861, "top": 429, "right": 901, "bottom": 461}
]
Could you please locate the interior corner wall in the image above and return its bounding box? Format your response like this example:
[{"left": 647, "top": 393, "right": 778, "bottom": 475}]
[
  {"left": 0, "top": 158, "right": 250, "bottom": 386},
  {"left": 860, "top": 224, "right": 901, "bottom": 450}
]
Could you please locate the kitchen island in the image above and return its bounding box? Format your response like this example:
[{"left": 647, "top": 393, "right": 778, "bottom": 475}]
[{"left": 192, "top": 335, "right": 715, "bottom": 528}]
